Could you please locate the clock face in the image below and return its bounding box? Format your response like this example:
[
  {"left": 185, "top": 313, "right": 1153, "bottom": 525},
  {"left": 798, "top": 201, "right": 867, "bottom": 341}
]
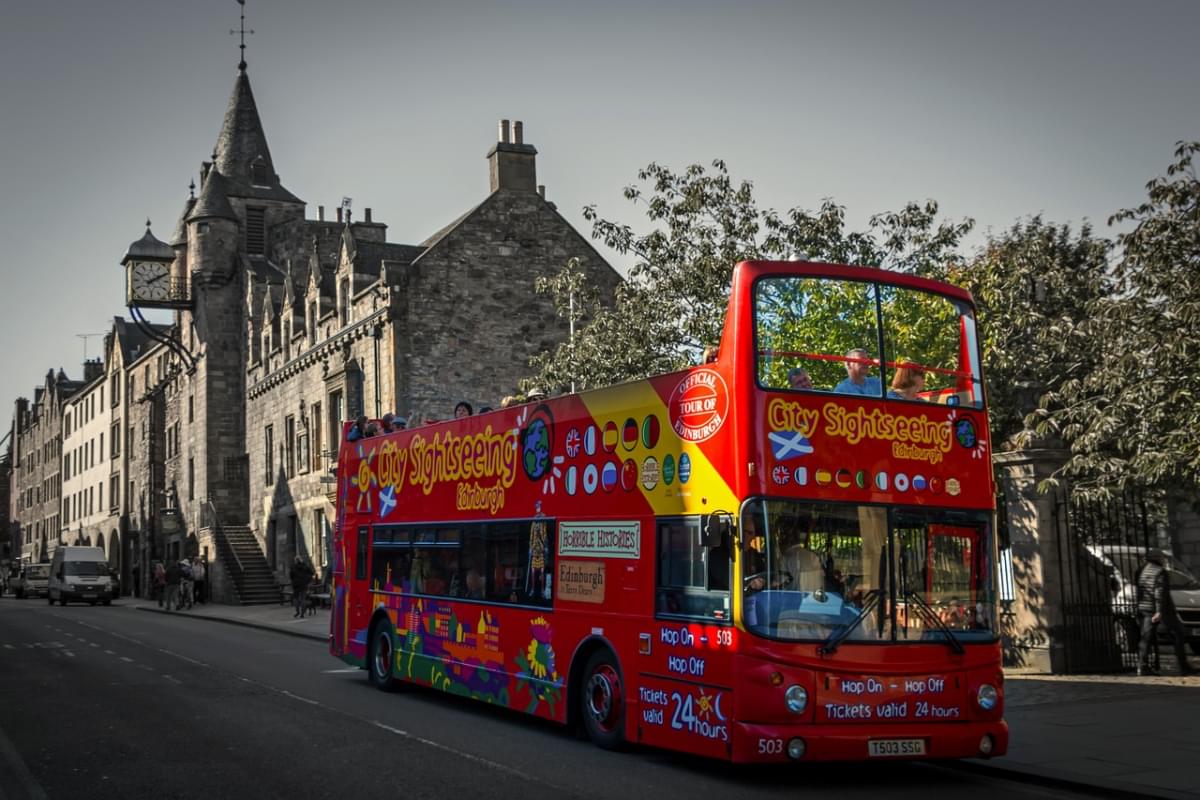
[{"left": 129, "top": 261, "right": 170, "bottom": 303}]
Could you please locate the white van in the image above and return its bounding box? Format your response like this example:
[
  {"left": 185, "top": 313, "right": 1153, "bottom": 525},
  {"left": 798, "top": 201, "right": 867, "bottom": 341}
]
[{"left": 48, "top": 546, "right": 115, "bottom": 606}]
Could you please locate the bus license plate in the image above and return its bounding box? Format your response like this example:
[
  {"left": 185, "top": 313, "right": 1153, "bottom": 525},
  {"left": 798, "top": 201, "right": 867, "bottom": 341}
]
[{"left": 868, "top": 739, "right": 926, "bottom": 757}]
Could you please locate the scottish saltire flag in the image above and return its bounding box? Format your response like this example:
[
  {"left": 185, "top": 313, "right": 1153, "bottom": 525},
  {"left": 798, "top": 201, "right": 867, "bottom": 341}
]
[{"left": 768, "top": 430, "right": 813, "bottom": 461}]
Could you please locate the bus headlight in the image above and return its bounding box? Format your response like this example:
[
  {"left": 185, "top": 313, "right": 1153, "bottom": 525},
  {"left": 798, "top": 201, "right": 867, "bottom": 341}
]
[
  {"left": 976, "top": 684, "right": 998, "bottom": 711},
  {"left": 784, "top": 685, "right": 808, "bottom": 714}
]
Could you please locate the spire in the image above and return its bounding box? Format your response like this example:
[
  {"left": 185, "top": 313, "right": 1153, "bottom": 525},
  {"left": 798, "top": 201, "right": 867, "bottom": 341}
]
[
  {"left": 188, "top": 166, "right": 238, "bottom": 223},
  {"left": 211, "top": 68, "right": 301, "bottom": 204},
  {"left": 170, "top": 192, "right": 198, "bottom": 246}
]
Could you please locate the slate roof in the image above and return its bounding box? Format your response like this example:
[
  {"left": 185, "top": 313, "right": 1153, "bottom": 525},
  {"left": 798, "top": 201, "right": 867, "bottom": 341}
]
[
  {"left": 111, "top": 317, "right": 170, "bottom": 365},
  {"left": 188, "top": 167, "right": 238, "bottom": 222},
  {"left": 352, "top": 241, "right": 425, "bottom": 277},
  {"left": 170, "top": 197, "right": 197, "bottom": 246},
  {"left": 212, "top": 68, "right": 302, "bottom": 204}
]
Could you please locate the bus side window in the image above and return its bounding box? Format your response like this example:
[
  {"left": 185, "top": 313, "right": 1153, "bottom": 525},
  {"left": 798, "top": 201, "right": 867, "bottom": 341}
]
[
  {"left": 356, "top": 526, "right": 368, "bottom": 581},
  {"left": 656, "top": 516, "right": 729, "bottom": 620},
  {"left": 484, "top": 519, "right": 554, "bottom": 607}
]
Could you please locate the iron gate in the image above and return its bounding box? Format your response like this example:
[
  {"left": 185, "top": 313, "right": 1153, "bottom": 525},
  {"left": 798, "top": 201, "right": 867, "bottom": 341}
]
[{"left": 1053, "top": 487, "right": 1159, "bottom": 673}]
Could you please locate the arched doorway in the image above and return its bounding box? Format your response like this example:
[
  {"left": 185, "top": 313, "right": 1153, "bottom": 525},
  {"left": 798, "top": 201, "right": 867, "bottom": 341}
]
[{"left": 97, "top": 531, "right": 106, "bottom": 552}]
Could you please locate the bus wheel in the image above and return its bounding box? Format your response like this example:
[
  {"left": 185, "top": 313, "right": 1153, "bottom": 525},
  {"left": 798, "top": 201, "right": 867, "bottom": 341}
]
[
  {"left": 581, "top": 650, "right": 625, "bottom": 750},
  {"left": 369, "top": 620, "right": 400, "bottom": 692}
]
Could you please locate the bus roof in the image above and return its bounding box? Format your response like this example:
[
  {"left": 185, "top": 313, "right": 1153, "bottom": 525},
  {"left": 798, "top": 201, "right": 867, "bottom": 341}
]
[{"left": 736, "top": 260, "right": 976, "bottom": 305}]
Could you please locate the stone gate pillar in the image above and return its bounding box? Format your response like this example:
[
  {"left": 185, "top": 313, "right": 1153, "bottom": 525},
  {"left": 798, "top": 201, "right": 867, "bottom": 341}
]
[{"left": 993, "top": 445, "right": 1069, "bottom": 673}]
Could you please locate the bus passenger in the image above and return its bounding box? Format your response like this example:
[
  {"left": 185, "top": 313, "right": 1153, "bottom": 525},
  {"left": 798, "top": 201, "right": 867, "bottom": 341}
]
[
  {"left": 834, "top": 348, "right": 882, "bottom": 396},
  {"left": 888, "top": 365, "right": 926, "bottom": 401},
  {"left": 347, "top": 415, "right": 369, "bottom": 441},
  {"left": 787, "top": 367, "right": 813, "bottom": 390}
]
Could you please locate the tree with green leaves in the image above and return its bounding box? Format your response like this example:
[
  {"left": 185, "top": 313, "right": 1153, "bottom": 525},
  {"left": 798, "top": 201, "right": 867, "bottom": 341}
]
[
  {"left": 1032, "top": 141, "right": 1200, "bottom": 495},
  {"left": 527, "top": 160, "right": 972, "bottom": 394},
  {"left": 949, "top": 218, "right": 1113, "bottom": 448}
]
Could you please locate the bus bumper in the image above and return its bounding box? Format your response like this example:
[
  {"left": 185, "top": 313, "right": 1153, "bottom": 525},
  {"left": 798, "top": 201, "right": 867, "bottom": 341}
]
[{"left": 730, "top": 719, "right": 1008, "bottom": 763}]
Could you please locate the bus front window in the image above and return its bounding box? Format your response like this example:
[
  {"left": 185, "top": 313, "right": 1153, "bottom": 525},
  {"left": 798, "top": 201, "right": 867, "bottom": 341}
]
[{"left": 740, "top": 500, "right": 995, "bottom": 644}]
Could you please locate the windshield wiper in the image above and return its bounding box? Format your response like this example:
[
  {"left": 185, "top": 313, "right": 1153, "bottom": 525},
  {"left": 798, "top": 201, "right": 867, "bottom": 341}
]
[
  {"left": 818, "top": 589, "right": 880, "bottom": 655},
  {"left": 903, "top": 590, "right": 965, "bottom": 654}
]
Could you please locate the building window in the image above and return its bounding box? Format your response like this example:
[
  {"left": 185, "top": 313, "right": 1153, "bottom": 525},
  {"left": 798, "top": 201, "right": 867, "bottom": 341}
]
[
  {"left": 329, "top": 390, "right": 343, "bottom": 450},
  {"left": 111, "top": 421, "right": 120, "bottom": 458},
  {"left": 315, "top": 509, "right": 327, "bottom": 570},
  {"left": 308, "top": 301, "right": 318, "bottom": 342},
  {"left": 311, "top": 402, "right": 322, "bottom": 472},
  {"left": 128, "top": 425, "right": 135, "bottom": 461},
  {"left": 285, "top": 415, "right": 296, "bottom": 478},
  {"left": 110, "top": 475, "right": 119, "bottom": 511},
  {"left": 339, "top": 278, "right": 350, "bottom": 326},
  {"left": 297, "top": 426, "right": 309, "bottom": 475},
  {"left": 111, "top": 373, "right": 120, "bottom": 407},
  {"left": 251, "top": 157, "right": 269, "bottom": 186},
  {"left": 188, "top": 395, "right": 194, "bottom": 424},
  {"left": 187, "top": 457, "right": 194, "bottom": 502},
  {"left": 246, "top": 207, "right": 266, "bottom": 255},
  {"left": 264, "top": 425, "right": 274, "bottom": 486}
]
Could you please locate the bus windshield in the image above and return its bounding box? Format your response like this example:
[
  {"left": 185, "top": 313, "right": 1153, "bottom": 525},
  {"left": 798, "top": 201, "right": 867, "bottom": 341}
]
[
  {"left": 755, "top": 276, "right": 984, "bottom": 407},
  {"left": 740, "top": 499, "right": 994, "bottom": 644}
]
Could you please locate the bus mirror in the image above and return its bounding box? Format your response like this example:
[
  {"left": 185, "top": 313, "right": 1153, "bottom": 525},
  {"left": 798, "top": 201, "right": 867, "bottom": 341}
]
[{"left": 702, "top": 512, "right": 730, "bottom": 549}]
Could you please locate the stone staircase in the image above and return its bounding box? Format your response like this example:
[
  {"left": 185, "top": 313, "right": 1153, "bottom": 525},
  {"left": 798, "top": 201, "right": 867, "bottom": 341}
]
[{"left": 216, "top": 525, "right": 281, "bottom": 605}]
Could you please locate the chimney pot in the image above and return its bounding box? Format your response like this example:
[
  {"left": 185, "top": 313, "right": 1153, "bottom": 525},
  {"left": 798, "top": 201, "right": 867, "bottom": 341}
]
[
  {"left": 499, "top": 119, "right": 511, "bottom": 143},
  {"left": 365, "top": 207, "right": 372, "bottom": 223},
  {"left": 318, "top": 205, "right": 325, "bottom": 222},
  {"left": 513, "top": 121, "right": 524, "bottom": 145},
  {"left": 537, "top": 185, "right": 546, "bottom": 199},
  {"left": 336, "top": 207, "right": 343, "bottom": 223}
]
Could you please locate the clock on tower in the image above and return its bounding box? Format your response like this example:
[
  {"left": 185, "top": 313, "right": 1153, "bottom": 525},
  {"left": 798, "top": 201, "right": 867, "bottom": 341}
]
[{"left": 121, "top": 221, "right": 177, "bottom": 307}]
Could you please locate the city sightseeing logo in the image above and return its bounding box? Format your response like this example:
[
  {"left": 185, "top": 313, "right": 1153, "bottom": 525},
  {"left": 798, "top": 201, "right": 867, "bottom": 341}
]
[{"left": 668, "top": 369, "right": 729, "bottom": 443}]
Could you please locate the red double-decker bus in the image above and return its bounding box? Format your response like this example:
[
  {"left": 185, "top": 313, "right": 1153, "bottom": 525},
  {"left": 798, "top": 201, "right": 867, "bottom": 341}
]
[{"left": 329, "top": 260, "right": 1007, "bottom": 763}]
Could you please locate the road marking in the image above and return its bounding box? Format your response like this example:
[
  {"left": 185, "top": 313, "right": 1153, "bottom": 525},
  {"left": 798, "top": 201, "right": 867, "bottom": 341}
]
[
  {"left": 370, "top": 721, "right": 565, "bottom": 790},
  {"left": 3, "top": 644, "right": 12, "bottom": 649},
  {"left": 162, "top": 674, "right": 182, "bottom": 684},
  {"left": 121, "top": 656, "right": 134, "bottom": 663},
  {"left": 322, "top": 668, "right": 360, "bottom": 673},
  {"left": 104, "top": 649, "right": 116, "bottom": 655},
  {"left": 281, "top": 691, "right": 321, "bottom": 707}
]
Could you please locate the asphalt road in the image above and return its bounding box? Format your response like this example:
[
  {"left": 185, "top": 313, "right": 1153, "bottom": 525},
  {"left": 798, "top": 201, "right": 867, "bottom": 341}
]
[{"left": 0, "top": 599, "right": 1082, "bottom": 800}]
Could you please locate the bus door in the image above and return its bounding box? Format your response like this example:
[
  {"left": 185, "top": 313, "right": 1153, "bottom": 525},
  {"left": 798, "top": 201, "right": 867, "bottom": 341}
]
[{"left": 346, "top": 524, "right": 373, "bottom": 660}]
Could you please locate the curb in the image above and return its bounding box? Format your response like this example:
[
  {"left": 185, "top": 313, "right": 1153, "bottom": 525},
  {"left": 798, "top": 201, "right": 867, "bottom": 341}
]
[
  {"left": 943, "top": 758, "right": 1197, "bottom": 800},
  {"left": 134, "top": 604, "right": 328, "bottom": 644}
]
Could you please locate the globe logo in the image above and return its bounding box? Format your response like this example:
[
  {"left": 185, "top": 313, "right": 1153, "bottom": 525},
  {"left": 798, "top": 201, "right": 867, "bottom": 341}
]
[
  {"left": 955, "top": 418, "right": 977, "bottom": 449},
  {"left": 521, "top": 418, "right": 551, "bottom": 480}
]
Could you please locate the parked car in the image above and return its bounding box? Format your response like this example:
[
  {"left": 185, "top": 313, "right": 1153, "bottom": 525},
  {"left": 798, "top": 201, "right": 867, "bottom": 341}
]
[
  {"left": 1087, "top": 545, "right": 1200, "bottom": 655},
  {"left": 12, "top": 563, "right": 51, "bottom": 599}
]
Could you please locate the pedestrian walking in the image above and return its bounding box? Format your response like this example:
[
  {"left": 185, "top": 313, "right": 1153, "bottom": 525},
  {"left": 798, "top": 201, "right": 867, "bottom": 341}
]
[
  {"left": 179, "top": 560, "right": 194, "bottom": 609},
  {"left": 1136, "top": 549, "right": 1194, "bottom": 676},
  {"left": 153, "top": 561, "right": 167, "bottom": 607},
  {"left": 164, "top": 560, "right": 181, "bottom": 612},
  {"left": 290, "top": 556, "right": 314, "bottom": 618},
  {"left": 192, "top": 557, "right": 206, "bottom": 604}
]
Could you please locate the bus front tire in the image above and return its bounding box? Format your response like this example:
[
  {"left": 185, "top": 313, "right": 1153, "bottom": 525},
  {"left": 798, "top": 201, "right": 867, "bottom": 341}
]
[
  {"left": 369, "top": 620, "right": 400, "bottom": 692},
  {"left": 580, "top": 650, "right": 625, "bottom": 750}
]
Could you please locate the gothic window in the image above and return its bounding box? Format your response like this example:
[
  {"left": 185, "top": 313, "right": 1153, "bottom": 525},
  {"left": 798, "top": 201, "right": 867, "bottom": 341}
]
[
  {"left": 265, "top": 425, "right": 274, "bottom": 485},
  {"left": 285, "top": 415, "right": 296, "bottom": 478},
  {"left": 339, "top": 278, "right": 350, "bottom": 326},
  {"left": 246, "top": 207, "right": 266, "bottom": 255}
]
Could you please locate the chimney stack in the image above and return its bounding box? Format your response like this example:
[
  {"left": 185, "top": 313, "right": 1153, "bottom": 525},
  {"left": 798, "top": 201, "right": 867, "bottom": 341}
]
[
  {"left": 487, "top": 118, "right": 538, "bottom": 193},
  {"left": 365, "top": 207, "right": 372, "bottom": 223},
  {"left": 318, "top": 205, "right": 325, "bottom": 222},
  {"left": 82, "top": 358, "right": 103, "bottom": 383},
  {"left": 336, "top": 206, "right": 343, "bottom": 223}
]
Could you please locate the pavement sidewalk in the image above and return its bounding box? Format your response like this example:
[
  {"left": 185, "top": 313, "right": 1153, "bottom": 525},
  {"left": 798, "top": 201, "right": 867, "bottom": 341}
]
[{"left": 134, "top": 600, "right": 1200, "bottom": 799}]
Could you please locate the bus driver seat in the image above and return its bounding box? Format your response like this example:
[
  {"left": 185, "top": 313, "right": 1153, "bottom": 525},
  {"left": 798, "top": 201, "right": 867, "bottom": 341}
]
[{"left": 783, "top": 545, "right": 824, "bottom": 593}]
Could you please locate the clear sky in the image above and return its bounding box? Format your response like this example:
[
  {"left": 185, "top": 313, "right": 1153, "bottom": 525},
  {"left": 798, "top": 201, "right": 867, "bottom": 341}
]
[{"left": 2, "top": 0, "right": 1197, "bottom": 438}]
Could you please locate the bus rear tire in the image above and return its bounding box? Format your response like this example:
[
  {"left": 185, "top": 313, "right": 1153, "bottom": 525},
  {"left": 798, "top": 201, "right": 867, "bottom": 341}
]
[
  {"left": 580, "top": 650, "right": 625, "bottom": 750},
  {"left": 369, "top": 619, "right": 400, "bottom": 692}
]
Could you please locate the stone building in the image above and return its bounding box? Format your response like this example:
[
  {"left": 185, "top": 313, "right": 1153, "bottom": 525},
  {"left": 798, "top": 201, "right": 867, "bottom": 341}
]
[
  {"left": 60, "top": 360, "right": 116, "bottom": 552},
  {"left": 1, "top": 450, "right": 11, "bottom": 565},
  {"left": 111, "top": 57, "right": 620, "bottom": 601},
  {"left": 9, "top": 368, "right": 81, "bottom": 564}
]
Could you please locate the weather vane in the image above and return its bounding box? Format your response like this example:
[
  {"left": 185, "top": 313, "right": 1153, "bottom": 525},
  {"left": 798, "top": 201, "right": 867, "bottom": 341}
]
[{"left": 231, "top": 0, "right": 254, "bottom": 70}]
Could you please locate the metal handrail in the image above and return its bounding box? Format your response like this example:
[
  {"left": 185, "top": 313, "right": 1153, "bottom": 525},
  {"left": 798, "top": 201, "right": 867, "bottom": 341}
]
[{"left": 204, "top": 498, "right": 244, "bottom": 580}]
